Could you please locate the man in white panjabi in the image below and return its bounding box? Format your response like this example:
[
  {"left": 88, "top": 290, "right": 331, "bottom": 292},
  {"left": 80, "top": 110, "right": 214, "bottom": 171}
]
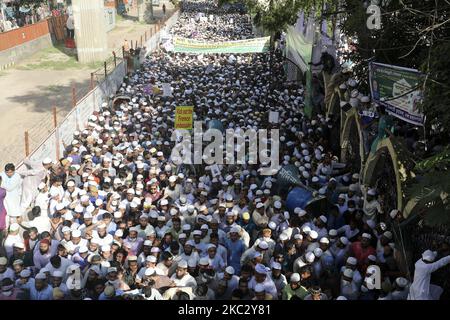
[
  {"left": 0, "top": 163, "right": 23, "bottom": 226},
  {"left": 408, "top": 249, "right": 450, "bottom": 300}
]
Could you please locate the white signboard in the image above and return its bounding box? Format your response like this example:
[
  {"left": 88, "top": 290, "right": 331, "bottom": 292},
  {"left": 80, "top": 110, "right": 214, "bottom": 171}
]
[{"left": 269, "top": 111, "right": 279, "bottom": 123}]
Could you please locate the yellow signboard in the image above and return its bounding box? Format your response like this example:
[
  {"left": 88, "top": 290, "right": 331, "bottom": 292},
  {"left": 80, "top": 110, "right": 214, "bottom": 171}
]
[{"left": 175, "top": 106, "right": 194, "bottom": 130}]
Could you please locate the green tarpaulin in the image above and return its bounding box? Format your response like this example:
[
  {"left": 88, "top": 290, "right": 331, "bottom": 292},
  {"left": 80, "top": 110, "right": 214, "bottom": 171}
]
[{"left": 284, "top": 26, "right": 314, "bottom": 118}]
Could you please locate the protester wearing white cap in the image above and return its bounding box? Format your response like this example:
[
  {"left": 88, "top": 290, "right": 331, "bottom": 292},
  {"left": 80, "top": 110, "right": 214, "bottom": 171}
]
[
  {"left": 170, "top": 259, "right": 197, "bottom": 290},
  {"left": 248, "top": 263, "right": 278, "bottom": 299},
  {"left": 408, "top": 249, "right": 450, "bottom": 300}
]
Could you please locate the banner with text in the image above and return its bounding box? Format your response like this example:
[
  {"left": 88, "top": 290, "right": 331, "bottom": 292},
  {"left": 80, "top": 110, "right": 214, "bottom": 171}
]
[
  {"left": 171, "top": 36, "right": 270, "bottom": 54},
  {"left": 175, "top": 106, "right": 194, "bottom": 130},
  {"left": 369, "top": 62, "right": 424, "bottom": 126}
]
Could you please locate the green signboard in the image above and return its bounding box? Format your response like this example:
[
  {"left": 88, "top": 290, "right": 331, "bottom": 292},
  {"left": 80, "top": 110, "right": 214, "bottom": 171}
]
[{"left": 369, "top": 62, "right": 424, "bottom": 126}]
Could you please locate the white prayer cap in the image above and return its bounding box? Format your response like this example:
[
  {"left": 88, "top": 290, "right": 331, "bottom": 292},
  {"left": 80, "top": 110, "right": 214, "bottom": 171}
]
[
  {"left": 225, "top": 266, "right": 235, "bottom": 275},
  {"left": 319, "top": 237, "right": 330, "bottom": 244},
  {"left": 256, "top": 202, "right": 264, "bottom": 209},
  {"left": 35, "top": 273, "right": 47, "bottom": 280},
  {"left": 309, "top": 230, "right": 318, "bottom": 240},
  {"left": 367, "top": 188, "right": 377, "bottom": 196},
  {"left": 390, "top": 209, "right": 400, "bottom": 219},
  {"left": 395, "top": 277, "right": 409, "bottom": 288},
  {"left": 319, "top": 215, "right": 327, "bottom": 223},
  {"left": 362, "top": 233, "right": 372, "bottom": 240},
  {"left": 313, "top": 248, "right": 323, "bottom": 258},
  {"left": 343, "top": 268, "right": 354, "bottom": 278},
  {"left": 257, "top": 241, "right": 269, "bottom": 250},
  {"left": 294, "top": 234, "right": 303, "bottom": 240},
  {"left": 268, "top": 221, "right": 277, "bottom": 230},
  {"left": 71, "top": 230, "right": 81, "bottom": 237},
  {"left": 274, "top": 201, "right": 282, "bottom": 209},
  {"left": 305, "top": 252, "right": 315, "bottom": 263},
  {"left": 346, "top": 257, "right": 357, "bottom": 265},
  {"left": 20, "top": 269, "right": 31, "bottom": 277},
  {"left": 101, "top": 245, "right": 111, "bottom": 252},
  {"left": 177, "top": 260, "right": 188, "bottom": 269},
  {"left": 336, "top": 296, "right": 348, "bottom": 300},
  {"left": 422, "top": 249, "right": 437, "bottom": 262},
  {"left": 290, "top": 273, "right": 300, "bottom": 282},
  {"left": 340, "top": 237, "right": 349, "bottom": 245},
  {"left": 62, "top": 226, "right": 71, "bottom": 233},
  {"left": 55, "top": 203, "right": 65, "bottom": 211},
  {"left": 38, "top": 182, "right": 47, "bottom": 190},
  {"left": 9, "top": 223, "right": 20, "bottom": 232},
  {"left": 271, "top": 262, "right": 282, "bottom": 270},
  {"left": 383, "top": 231, "right": 393, "bottom": 240},
  {"left": 78, "top": 246, "right": 88, "bottom": 254},
  {"left": 329, "top": 229, "right": 338, "bottom": 237},
  {"left": 254, "top": 263, "right": 267, "bottom": 274},
  {"left": 42, "top": 157, "right": 52, "bottom": 164}
]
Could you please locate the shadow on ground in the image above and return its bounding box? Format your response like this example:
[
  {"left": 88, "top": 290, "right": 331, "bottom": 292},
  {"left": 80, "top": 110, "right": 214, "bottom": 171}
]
[{"left": 7, "top": 79, "right": 91, "bottom": 114}]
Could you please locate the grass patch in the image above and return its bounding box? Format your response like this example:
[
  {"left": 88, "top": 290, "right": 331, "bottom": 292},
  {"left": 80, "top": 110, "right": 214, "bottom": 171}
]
[{"left": 13, "top": 43, "right": 107, "bottom": 71}]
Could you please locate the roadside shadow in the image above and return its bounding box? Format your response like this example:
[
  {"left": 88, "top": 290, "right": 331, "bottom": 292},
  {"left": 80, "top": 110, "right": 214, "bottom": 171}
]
[{"left": 7, "top": 79, "right": 91, "bottom": 114}]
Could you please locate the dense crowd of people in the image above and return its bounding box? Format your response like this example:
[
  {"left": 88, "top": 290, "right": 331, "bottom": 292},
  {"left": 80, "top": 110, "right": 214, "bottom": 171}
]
[{"left": 0, "top": 0, "right": 449, "bottom": 301}]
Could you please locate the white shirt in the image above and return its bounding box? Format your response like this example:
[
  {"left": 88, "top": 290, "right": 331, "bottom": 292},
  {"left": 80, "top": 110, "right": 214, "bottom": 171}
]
[{"left": 170, "top": 273, "right": 197, "bottom": 289}]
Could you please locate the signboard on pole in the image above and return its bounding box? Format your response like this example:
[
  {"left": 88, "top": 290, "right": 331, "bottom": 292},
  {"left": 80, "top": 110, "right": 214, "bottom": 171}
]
[
  {"left": 175, "top": 106, "right": 194, "bottom": 130},
  {"left": 369, "top": 62, "right": 424, "bottom": 126},
  {"left": 269, "top": 111, "right": 279, "bottom": 123}
]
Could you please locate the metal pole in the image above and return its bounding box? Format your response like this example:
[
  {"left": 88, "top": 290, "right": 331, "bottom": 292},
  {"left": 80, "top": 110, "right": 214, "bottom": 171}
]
[
  {"left": 24, "top": 131, "right": 30, "bottom": 157},
  {"left": 72, "top": 84, "right": 76, "bottom": 107},
  {"left": 104, "top": 61, "right": 107, "bottom": 78},
  {"left": 145, "top": 31, "right": 147, "bottom": 41},
  {"left": 140, "top": 35, "right": 143, "bottom": 47},
  {"left": 113, "top": 51, "right": 117, "bottom": 67},
  {"left": 52, "top": 107, "right": 58, "bottom": 128},
  {"left": 90, "top": 72, "right": 94, "bottom": 90}
]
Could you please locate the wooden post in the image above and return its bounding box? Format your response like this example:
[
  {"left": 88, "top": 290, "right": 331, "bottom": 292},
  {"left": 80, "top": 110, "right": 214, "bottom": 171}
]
[
  {"left": 52, "top": 107, "right": 58, "bottom": 128},
  {"left": 140, "top": 35, "right": 143, "bottom": 47},
  {"left": 72, "top": 84, "right": 76, "bottom": 108},
  {"left": 53, "top": 107, "right": 60, "bottom": 160},
  {"left": 145, "top": 31, "right": 147, "bottom": 41},
  {"left": 131, "top": 40, "right": 134, "bottom": 49},
  {"left": 90, "top": 72, "right": 94, "bottom": 90},
  {"left": 24, "top": 131, "right": 30, "bottom": 157},
  {"left": 122, "top": 45, "right": 125, "bottom": 59},
  {"left": 113, "top": 51, "right": 117, "bottom": 67},
  {"left": 104, "top": 61, "right": 107, "bottom": 78}
]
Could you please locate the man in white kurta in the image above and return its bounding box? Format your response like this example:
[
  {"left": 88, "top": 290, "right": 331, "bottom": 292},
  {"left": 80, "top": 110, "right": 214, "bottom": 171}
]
[
  {"left": 0, "top": 166, "right": 23, "bottom": 224},
  {"left": 408, "top": 250, "right": 450, "bottom": 300},
  {"left": 170, "top": 260, "right": 197, "bottom": 290}
]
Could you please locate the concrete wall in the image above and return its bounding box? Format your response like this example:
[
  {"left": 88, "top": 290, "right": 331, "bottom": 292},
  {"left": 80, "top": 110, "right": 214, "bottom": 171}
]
[{"left": 0, "top": 34, "right": 52, "bottom": 70}]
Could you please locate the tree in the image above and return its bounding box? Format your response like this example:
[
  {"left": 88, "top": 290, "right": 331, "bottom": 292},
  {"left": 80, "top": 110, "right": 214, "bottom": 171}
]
[
  {"left": 338, "top": 0, "right": 450, "bottom": 140},
  {"left": 406, "top": 147, "right": 450, "bottom": 226}
]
